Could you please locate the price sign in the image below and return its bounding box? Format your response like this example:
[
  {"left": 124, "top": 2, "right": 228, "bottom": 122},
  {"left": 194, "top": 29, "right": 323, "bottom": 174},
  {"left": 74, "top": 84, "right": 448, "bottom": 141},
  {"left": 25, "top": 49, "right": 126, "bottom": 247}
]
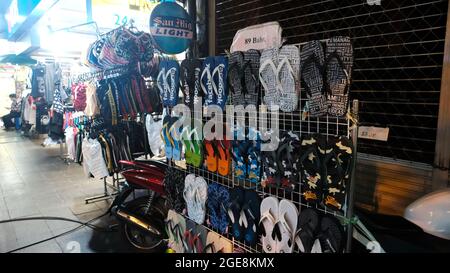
[{"left": 358, "top": 126, "right": 389, "bottom": 141}]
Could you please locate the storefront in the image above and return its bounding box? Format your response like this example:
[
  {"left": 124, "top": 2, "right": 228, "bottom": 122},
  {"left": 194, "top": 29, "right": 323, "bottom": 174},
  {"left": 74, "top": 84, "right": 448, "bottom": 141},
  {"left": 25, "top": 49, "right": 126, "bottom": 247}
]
[{"left": 0, "top": 0, "right": 449, "bottom": 260}]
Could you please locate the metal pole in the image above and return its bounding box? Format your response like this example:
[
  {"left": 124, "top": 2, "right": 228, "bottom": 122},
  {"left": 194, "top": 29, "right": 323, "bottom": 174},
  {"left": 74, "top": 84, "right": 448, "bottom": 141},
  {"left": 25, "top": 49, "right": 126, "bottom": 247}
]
[{"left": 346, "top": 99, "right": 359, "bottom": 253}]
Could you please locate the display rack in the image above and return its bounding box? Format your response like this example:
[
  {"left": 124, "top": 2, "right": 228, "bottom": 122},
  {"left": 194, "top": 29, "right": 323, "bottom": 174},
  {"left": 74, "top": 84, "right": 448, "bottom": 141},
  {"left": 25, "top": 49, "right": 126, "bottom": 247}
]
[{"left": 165, "top": 39, "right": 359, "bottom": 253}]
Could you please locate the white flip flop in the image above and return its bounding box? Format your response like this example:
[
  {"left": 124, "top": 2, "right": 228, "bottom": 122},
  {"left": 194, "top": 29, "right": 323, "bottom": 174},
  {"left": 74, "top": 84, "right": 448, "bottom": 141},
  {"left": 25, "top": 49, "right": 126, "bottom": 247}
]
[
  {"left": 259, "top": 196, "right": 279, "bottom": 253},
  {"left": 276, "top": 199, "right": 299, "bottom": 253},
  {"left": 172, "top": 212, "right": 187, "bottom": 253},
  {"left": 277, "top": 45, "right": 300, "bottom": 112},
  {"left": 260, "top": 48, "right": 280, "bottom": 111},
  {"left": 183, "top": 174, "right": 197, "bottom": 220},
  {"left": 192, "top": 176, "right": 208, "bottom": 225}
]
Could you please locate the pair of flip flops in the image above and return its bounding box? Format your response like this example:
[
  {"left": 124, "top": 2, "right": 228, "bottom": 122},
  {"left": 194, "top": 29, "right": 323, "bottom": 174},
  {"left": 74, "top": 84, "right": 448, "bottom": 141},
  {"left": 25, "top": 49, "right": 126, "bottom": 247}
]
[
  {"left": 183, "top": 174, "right": 208, "bottom": 225},
  {"left": 259, "top": 197, "right": 298, "bottom": 253},
  {"left": 299, "top": 134, "right": 354, "bottom": 212},
  {"left": 164, "top": 167, "right": 186, "bottom": 214},
  {"left": 204, "top": 231, "right": 234, "bottom": 253},
  {"left": 181, "top": 124, "right": 203, "bottom": 167},
  {"left": 232, "top": 128, "right": 262, "bottom": 184},
  {"left": 300, "top": 37, "right": 353, "bottom": 117},
  {"left": 161, "top": 115, "right": 183, "bottom": 161},
  {"left": 261, "top": 131, "right": 301, "bottom": 191},
  {"left": 228, "top": 50, "right": 261, "bottom": 106},
  {"left": 201, "top": 56, "right": 229, "bottom": 109},
  {"left": 180, "top": 59, "right": 203, "bottom": 110},
  {"left": 204, "top": 138, "right": 232, "bottom": 176},
  {"left": 207, "top": 183, "right": 231, "bottom": 234},
  {"left": 183, "top": 219, "right": 209, "bottom": 253},
  {"left": 157, "top": 60, "right": 180, "bottom": 108},
  {"left": 227, "top": 187, "right": 261, "bottom": 246},
  {"left": 260, "top": 45, "right": 300, "bottom": 112},
  {"left": 166, "top": 210, "right": 187, "bottom": 253},
  {"left": 294, "top": 209, "right": 345, "bottom": 253}
]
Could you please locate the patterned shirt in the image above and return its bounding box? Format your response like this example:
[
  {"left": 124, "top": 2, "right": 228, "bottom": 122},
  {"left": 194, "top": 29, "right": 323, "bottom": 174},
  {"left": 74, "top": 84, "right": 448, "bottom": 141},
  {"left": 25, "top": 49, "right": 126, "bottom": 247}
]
[{"left": 11, "top": 99, "right": 21, "bottom": 112}]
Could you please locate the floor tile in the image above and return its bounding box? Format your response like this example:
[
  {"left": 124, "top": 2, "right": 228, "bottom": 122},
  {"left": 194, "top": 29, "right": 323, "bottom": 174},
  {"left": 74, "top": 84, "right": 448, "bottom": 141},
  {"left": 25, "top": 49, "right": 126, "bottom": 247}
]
[{"left": 15, "top": 239, "right": 62, "bottom": 253}]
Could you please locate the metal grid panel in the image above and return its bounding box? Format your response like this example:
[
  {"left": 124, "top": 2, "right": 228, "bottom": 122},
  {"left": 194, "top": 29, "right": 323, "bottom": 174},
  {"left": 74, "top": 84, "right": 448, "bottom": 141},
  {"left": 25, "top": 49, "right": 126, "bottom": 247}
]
[
  {"left": 215, "top": 0, "right": 448, "bottom": 164},
  {"left": 171, "top": 52, "right": 356, "bottom": 252}
]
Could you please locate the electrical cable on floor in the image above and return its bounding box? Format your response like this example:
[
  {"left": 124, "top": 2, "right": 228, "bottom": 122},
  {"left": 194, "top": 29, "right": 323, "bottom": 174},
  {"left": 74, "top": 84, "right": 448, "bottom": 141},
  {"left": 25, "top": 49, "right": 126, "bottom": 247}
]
[
  {"left": 0, "top": 216, "right": 112, "bottom": 232},
  {"left": 2, "top": 211, "right": 115, "bottom": 253}
]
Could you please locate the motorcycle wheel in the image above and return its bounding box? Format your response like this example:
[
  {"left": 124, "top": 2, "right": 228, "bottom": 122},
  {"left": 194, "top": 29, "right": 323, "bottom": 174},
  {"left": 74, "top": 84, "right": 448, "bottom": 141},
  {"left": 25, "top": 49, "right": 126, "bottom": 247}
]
[{"left": 119, "top": 196, "right": 168, "bottom": 252}]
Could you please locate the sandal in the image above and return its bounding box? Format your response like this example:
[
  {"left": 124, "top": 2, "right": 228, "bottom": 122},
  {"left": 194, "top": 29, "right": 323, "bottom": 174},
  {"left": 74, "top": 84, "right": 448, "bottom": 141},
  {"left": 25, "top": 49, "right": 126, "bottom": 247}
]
[
  {"left": 300, "top": 41, "right": 327, "bottom": 117},
  {"left": 204, "top": 139, "right": 218, "bottom": 172},
  {"left": 243, "top": 49, "right": 261, "bottom": 106},
  {"left": 259, "top": 196, "right": 279, "bottom": 253},
  {"left": 298, "top": 134, "right": 324, "bottom": 204},
  {"left": 274, "top": 199, "right": 298, "bottom": 253},
  {"left": 201, "top": 57, "right": 216, "bottom": 107},
  {"left": 212, "top": 56, "right": 229, "bottom": 110},
  {"left": 260, "top": 47, "right": 280, "bottom": 111},
  {"left": 277, "top": 45, "right": 300, "bottom": 112},
  {"left": 228, "top": 51, "right": 245, "bottom": 106},
  {"left": 325, "top": 37, "right": 353, "bottom": 117},
  {"left": 294, "top": 208, "right": 320, "bottom": 253},
  {"left": 228, "top": 187, "right": 245, "bottom": 241},
  {"left": 208, "top": 183, "right": 230, "bottom": 234},
  {"left": 241, "top": 190, "right": 261, "bottom": 246}
]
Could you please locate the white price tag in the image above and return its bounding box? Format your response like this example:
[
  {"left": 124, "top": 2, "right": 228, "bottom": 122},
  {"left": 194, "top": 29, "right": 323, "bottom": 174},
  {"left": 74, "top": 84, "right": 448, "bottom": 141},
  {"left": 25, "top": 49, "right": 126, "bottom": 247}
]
[{"left": 358, "top": 126, "right": 389, "bottom": 141}]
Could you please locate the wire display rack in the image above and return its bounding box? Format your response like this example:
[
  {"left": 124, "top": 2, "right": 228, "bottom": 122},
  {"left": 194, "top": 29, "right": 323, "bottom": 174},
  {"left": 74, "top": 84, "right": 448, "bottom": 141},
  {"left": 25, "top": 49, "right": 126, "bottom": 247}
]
[{"left": 162, "top": 39, "right": 360, "bottom": 253}]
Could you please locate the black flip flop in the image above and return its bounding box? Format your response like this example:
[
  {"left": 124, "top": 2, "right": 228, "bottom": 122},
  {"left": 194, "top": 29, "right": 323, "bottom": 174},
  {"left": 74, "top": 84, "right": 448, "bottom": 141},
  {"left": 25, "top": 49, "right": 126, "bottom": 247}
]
[
  {"left": 277, "top": 131, "right": 301, "bottom": 191},
  {"left": 317, "top": 215, "right": 345, "bottom": 253},
  {"left": 228, "top": 187, "right": 245, "bottom": 241},
  {"left": 243, "top": 49, "right": 261, "bottom": 106},
  {"left": 242, "top": 189, "right": 261, "bottom": 246},
  {"left": 228, "top": 51, "right": 245, "bottom": 106},
  {"left": 325, "top": 36, "right": 353, "bottom": 117},
  {"left": 295, "top": 209, "right": 320, "bottom": 253},
  {"left": 323, "top": 136, "right": 353, "bottom": 211},
  {"left": 298, "top": 134, "right": 323, "bottom": 204},
  {"left": 300, "top": 41, "right": 328, "bottom": 117}
]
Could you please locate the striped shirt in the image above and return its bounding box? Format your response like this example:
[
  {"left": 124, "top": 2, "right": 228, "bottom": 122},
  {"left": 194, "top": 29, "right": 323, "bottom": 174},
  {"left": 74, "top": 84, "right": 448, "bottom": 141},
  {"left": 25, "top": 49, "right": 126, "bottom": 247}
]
[{"left": 11, "top": 99, "right": 21, "bottom": 112}]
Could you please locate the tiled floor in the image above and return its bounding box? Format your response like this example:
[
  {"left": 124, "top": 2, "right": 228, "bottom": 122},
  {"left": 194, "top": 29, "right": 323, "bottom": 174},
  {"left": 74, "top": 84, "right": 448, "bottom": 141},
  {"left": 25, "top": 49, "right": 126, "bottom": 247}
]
[{"left": 0, "top": 130, "right": 134, "bottom": 253}]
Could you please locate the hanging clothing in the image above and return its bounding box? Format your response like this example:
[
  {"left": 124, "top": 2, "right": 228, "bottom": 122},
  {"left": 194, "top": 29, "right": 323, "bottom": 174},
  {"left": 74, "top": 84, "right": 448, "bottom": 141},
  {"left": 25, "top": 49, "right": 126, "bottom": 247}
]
[
  {"left": 84, "top": 82, "right": 100, "bottom": 117},
  {"left": 65, "top": 126, "right": 77, "bottom": 161},
  {"left": 31, "top": 66, "right": 46, "bottom": 98},
  {"left": 146, "top": 114, "right": 164, "bottom": 156},
  {"left": 82, "top": 137, "right": 109, "bottom": 179}
]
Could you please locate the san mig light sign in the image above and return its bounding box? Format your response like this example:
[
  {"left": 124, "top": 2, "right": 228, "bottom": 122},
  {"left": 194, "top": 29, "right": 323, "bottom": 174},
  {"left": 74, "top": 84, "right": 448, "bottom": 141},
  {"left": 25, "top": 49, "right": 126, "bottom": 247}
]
[{"left": 149, "top": 1, "right": 193, "bottom": 54}]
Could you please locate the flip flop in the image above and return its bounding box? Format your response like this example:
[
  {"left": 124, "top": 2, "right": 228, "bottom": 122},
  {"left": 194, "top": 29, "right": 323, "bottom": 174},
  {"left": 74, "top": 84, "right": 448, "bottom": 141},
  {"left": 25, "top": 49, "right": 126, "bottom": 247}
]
[
  {"left": 228, "top": 187, "right": 245, "bottom": 241},
  {"left": 228, "top": 51, "right": 245, "bottom": 106},
  {"left": 274, "top": 199, "right": 298, "bottom": 253},
  {"left": 299, "top": 134, "right": 323, "bottom": 204},
  {"left": 169, "top": 116, "right": 182, "bottom": 161},
  {"left": 172, "top": 212, "right": 187, "bottom": 253},
  {"left": 183, "top": 219, "right": 197, "bottom": 253},
  {"left": 300, "top": 41, "right": 327, "bottom": 117},
  {"left": 325, "top": 36, "right": 353, "bottom": 117},
  {"left": 260, "top": 48, "right": 279, "bottom": 111},
  {"left": 183, "top": 174, "right": 197, "bottom": 222},
  {"left": 259, "top": 196, "right": 279, "bottom": 253},
  {"left": 157, "top": 60, "right": 169, "bottom": 107},
  {"left": 247, "top": 130, "right": 261, "bottom": 184},
  {"left": 204, "top": 139, "right": 218, "bottom": 172},
  {"left": 165, "top": 60, "right": 180, "bottom": 107},
  {"left": 161, "top": 115, "right": 173, "bottom": 159},
  {"left": 182, "top": 126, "right": 194, "bottom": 165},
  {"left": 317, "top": 215, "right": 345, "bottom": 253},
  {"left": 192, "top": 224, "right": 208, "bottom": 253},
  {"left": 192, "top": 60, "right": 204, "bottom": 110},
  {"left": 217, "top": 139, "right": 232, "bottom": 176},
  {"left": 181, "top": 59, "right": 195, "bottom": 110},
  {"left": 277, "top": 131, "right": 301, "bottom": 191},
  {"left": 208, "top": 183, "right": 230, "bottom": 234},
  {"left": 193, "top": 176, "right": 208, "bottom": 225},
  {"left": 205, "top": 232, "right": 229, "bottom": 253},
  {"left": 232, "top": 128, "right": 247, "bottom": 179},
  {"left": 294, "top": 208, "right": 320, "bottom": 253},
  {"left": 190, "top": 127, "right": 204, "bottom": 168},
  {"left": 243, "top": 49, "right": 261, "bottom": 106},
  {"left": 261, "top": 131, "right": 281, "bottom": 188},
  {"left": 212, "top": 56, "right": 229, "bottom": 110},
  {"left": 277, "top": 45, "right": 300, "bottom": 112},
  {"left": 241, "top": 190, "right": 261, "bottom": 246},
  {"left": 164, "top": 167, "right": 186, "bottom": 214},
  {"left": 165, "top": 210, "right": 177, "bottom": 251},
  {"left": 323, "top": 136, "right": 353, "bottom": 211},
  {"left": 201, "top": 57, "right": 216, "bottom": 107}
]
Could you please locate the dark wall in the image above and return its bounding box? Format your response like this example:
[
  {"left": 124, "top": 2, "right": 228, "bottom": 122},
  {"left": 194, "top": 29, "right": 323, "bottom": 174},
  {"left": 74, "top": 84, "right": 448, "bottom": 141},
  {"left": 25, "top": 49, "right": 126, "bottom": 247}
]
[{"left": 215, "top": 0, "right": 448, "bottom": 164}]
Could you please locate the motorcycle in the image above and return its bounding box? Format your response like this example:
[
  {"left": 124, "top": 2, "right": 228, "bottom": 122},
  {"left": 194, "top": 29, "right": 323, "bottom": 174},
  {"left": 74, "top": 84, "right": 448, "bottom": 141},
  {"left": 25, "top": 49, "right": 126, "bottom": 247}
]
[{"left": 109, "top": 160, "right": 169, "bottom": 252}]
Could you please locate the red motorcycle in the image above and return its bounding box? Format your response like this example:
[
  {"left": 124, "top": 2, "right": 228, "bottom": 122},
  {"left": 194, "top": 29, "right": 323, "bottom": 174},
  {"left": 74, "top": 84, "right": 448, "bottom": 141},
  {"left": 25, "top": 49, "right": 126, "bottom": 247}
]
[{"left": 110, "top": 160, "right": 169, "bottom": 252}]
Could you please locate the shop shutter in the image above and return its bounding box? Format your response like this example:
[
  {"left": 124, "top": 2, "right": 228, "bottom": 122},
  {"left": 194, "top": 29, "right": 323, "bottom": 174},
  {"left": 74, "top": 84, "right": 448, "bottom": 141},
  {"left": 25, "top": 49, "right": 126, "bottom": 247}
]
[{"left": 215, "top": 0, "right": 448, "bottom": 165}]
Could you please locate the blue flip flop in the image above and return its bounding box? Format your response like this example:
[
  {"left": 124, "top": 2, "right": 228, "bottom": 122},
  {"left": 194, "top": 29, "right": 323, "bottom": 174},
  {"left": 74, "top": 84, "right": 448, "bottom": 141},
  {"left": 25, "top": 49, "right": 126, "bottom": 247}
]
[
  {"left": 157, "top": 60, "right": 169, "bottom": 107},
  {"left": 170, "top": 116, "right": 182, "bottom": 161},
  {"left": 207, "top": 183, "right": 230, "bottom": 234},
  {"left": 242, "top": 189, "right": 261, "bottom": 246},
  {"left": 161, "top": 115, "right": 173, "bottom": 159},
  {"left": 227, "top": 187, "right": 245, "bottom": 241},
  {"left": 165, "top": 60, "right": 180, "bottom": 107},
  {"left": 247, "top": 129, "right": 261, "bottom": 184},
  {"left": 212, "top": 56, "right": 229, "bottom": 110},
  {"left": 201, "top": 57, "right": 216, "bottom": 107}
]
